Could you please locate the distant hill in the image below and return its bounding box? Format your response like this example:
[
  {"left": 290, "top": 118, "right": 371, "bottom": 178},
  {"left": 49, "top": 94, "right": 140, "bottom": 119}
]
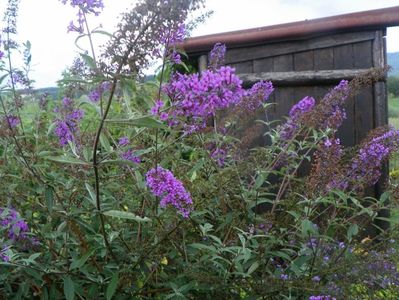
[
  {"left": 388, "top": 52, "right": 399, "bottom": 77},
  {"left": 35, "top": 87, "right": 59, "bottom": 99}
]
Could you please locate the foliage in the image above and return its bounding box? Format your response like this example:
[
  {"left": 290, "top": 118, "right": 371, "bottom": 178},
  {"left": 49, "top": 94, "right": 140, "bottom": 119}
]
[
  {"left": 388, "top": 76, "right": 399, "bottom": 97},
  {"left": 1, "top": 0, "right": 399, "bottom": 299}
]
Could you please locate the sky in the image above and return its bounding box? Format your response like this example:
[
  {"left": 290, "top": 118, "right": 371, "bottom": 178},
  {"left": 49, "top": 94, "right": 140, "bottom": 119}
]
[{"left": 1, "top": 0, "right": 399, "bottom": 88}]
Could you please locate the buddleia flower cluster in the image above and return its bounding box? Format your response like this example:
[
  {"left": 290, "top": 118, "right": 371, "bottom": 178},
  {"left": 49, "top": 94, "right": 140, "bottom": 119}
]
[
  {"left": 146, "top": 166, "right": 193, "bottom": 217},
  {"left": 278, "top": 80, "right": 350, "bottom": 141},
  {"left": 159, "top": 43, "right": 274, "bottom": 134},
  {"left": 279, "top": 96, "right": 316, "bottom": 140},
  {"left": 54, "top": 97, "right": 84, "bottom": 146},
  {"left": 332, "top": 127, "right": 399, "bottom": 192},
  {"left": 59, "top": 0, "right": 104, "bottom": 33},
  {"left": 0, "top": 207, "right": 38, "bottom": 262},
  {"left": 88, "top": 81, "right": 111, "bottom": 102}
]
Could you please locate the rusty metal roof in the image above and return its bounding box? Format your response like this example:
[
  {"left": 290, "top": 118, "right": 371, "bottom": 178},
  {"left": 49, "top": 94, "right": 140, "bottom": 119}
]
[{"left": 183, "top": 6, "right": 399, "bottom": 53}]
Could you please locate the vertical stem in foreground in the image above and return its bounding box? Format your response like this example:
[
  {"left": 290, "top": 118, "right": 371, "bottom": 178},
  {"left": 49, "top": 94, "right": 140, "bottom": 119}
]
[{"left": 92, "top": 77, "right": 118, "bottom": 259}]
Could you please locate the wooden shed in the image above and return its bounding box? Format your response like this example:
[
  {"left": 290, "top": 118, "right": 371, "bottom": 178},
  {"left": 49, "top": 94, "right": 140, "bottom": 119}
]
[
  {"left": 182, "top": 6, "right": 399, "bottom": 230},
  {"left": 183, "top": 6, "right": 399, "bottom": 147}
]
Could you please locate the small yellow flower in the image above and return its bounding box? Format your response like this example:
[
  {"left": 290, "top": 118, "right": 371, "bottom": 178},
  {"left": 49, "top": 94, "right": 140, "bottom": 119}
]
[{"left": 160, "top": 257, "right": 168, "bottom": 265}]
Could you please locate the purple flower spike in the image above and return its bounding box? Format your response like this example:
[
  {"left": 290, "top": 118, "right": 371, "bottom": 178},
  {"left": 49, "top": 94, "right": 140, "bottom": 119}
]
[{"left": 146, "top": 166, "right": 193, "bottom": 218}]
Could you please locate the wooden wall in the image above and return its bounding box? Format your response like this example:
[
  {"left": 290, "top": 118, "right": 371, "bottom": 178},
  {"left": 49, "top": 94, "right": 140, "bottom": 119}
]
[
  {"left": 190, "top": 29, "right": 389, "bottom": 230},
  {"left": 221, "top": 30, "right": 387, "bottom": 147}
]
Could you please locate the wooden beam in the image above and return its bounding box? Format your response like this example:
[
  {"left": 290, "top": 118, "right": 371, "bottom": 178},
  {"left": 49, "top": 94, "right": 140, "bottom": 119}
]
[
  {"left": 198, "top": 55, "right": 208, "bottom": 72},
  {"left": 238, "top": 68, "right": 376, "bottom": 86}
]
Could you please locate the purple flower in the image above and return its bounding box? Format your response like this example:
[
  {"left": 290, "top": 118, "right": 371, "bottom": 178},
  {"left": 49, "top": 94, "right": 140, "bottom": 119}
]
[
  {"left": 88, "top": 82, "right": 110, "bottom": 102},
  {"left": 280, "top": 274, "right": 289, "bottom": 280},
  {"left": 289, "top": 96, "right": 316, "bottom": 120},
  {"left": 211, "top": 147, "right": 227, "bottom": 167},
  {"left": 208, "top": 43, "right": 226, "bottom": 70},
  {"left": 118, "top": 136, "right": 129, "bottom": 146},
  {"left": 53, "top": 97, "right": 84, "bottom": 146},
  {"left": 169, "top": 50, "right": 181, "bottom": 64},
  {"left": 121, "top": 149, "right": 141, "bottom": 164},
  {"left": 159, "top": 112, "right": 169, "bottom": 121},
  {"left": 163, "top": 66, "right": 245, "bottom": 133},
  {"left": 60, "top": 0, "right": 104, "bottom": 33},
  {"left": 146, "top": 166, "right": 193, "bottom": 218},
  {"left": 150, "top": 100, "right": 164, "bottom": 116},
  {"left": 318, "top": 80, "right": 350, "bottom": 131},
  {"left": 0, "top": 208, "right": 32, "bottom": 243},
  {"left": 312, "top": 275, "right": 321, "bottom": 282},
  {"left": 160, "top": 23, "right": 185, "bottom": 46},
  {"left": 0, "top": 50, "right": 4, "bottom": 60},
  {"left": 6, "top": 115, "right": 20, "bottom": 128},
  {"left": 279, "top": 96, "right": 315, "bottom": 140},
  {"left": 240, "top": 81, "right": 274, "bottom": 111},
  {"left": 333, "top": 129, "right": 399, "bottom": 191}
]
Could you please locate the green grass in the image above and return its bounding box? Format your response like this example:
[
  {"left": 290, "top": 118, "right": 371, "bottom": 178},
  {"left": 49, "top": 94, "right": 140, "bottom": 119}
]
[{"left": 389, "top": 95, "right": 399, "bottom": 128}]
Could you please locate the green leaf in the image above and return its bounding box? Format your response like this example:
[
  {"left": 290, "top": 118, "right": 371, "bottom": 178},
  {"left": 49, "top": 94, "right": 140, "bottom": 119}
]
[
  {"left": 45, "top": 186, "right": 54, "bottom": 212},
  {"left": 106, "top": 273, "right": 119, "bottom": 300},
  {"left": 70, "top": 248, "right": 97, "bottom": 270},
  {"left": 44, "top": 155, "right": 89, "bottom": 165},
  {"left": 92, "top": 29, "right": 113, "bottom": 38},
  {"left": 105, "top": 116, "right": 167, "bottom": 129},
  {"left": 103, "top": 210, "right": 151, "bottom": 222},
  {"left": 80, "top": 53, "right": 96, "bottom": 70},
  {"left": 247, "top": 261, "right": 259, "bottom": 275},
  {"left": 63, "top": 277, "right": 75, "bottom": 300},
  {"left": 347, "top": 224, "right": 359, "bottom": 241},
  {"left": 85, "top": 183, "right": 97, "bottom": 208},
  {"left": 100, "top": 133, "right": 111, "bottom": 152},
  {"left": 301, "top": 219, "right": 316, "bottom": 236},
  {"left": 0, "top": 73, "right": 9, "bottom": 85}
]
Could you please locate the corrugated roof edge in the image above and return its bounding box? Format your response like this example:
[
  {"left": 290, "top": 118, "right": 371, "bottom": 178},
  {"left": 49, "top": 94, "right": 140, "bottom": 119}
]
[{"left": 182, "top": 6, "right": 399, "bottom": 54}]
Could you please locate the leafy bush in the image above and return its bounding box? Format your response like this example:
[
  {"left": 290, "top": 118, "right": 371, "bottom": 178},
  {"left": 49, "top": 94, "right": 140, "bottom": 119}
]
[
  {"left": 1, "top": 1, "right": 399, "bottom": 299},
  {"left": 388, "top": 76, "right": 399, "bottom": 97}
]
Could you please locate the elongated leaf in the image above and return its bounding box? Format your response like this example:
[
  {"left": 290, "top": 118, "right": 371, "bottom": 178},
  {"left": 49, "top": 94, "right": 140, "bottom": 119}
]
[
  {"left": 247, "top": 261, "right": 259, "bottom": 275},
  {"left": 347, "top": 223, "right": 359, "bottom": 241},
  {"left": 106, "top": 273, "right": 119, "bottom": 300},
  {"left": 103, "top": 210, "right": 151, "bottom": 222},
  {"left": 80, "top": 53, "right": 96, "bottom": 70},
  {"left": 92, "top": 29, "right": 113, "bottom": 38},
  {"left": 70, "top": 248, "right": 97, "bottom": 270},
  {"left": 106, "top": 116, "right": 166, "bottom": 129},
  {"left": 100, "top": 133, "right": 111, "bottom": 152},
  {"left": 85, "top": 183, "right": 97, "bottom": 208},
  {"left": 45, "top": 186, "right": 54, "bottom": 212},
  {"left": 63, "top": 277, "right": 75, "bottom": 300},
  {"left": 45, "top": 155, "right": 88, "bottom": 165}
]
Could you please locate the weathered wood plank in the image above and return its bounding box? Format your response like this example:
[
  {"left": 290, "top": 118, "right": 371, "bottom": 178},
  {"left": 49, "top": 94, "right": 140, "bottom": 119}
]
[
  {"left": 238, "top": 69, "right": 375, "bottom": 86},
  {"left": 354, "top": 86, "right": 373, "bottom": 143},
  {"left": 314, "top": 48, "right": 334, "bottom": 70},
  {"left": 294, "top": 50, "right": 314, "bottom": 71},
  {"left": 273, "top": 54, "right": 293, "bottom": 72},
  {"left": 230, "top": 61, "right": 253, "bottom": 73},
  {"left": 337, "top": 95, "right": 355, "bottom": 146},
  {"left": 353, "top": 41, "right": 373, "bottom": 68},
  {"left": 198, "top": 55, "right": 208, "bottom": 72},
  {"left": 275, "top": 87, "right": 294, "bottom": 118},
  {"left": 224, "top": 30, "right": 375, "bottom": 64},
  {"left": 333, "top": 44, "right": 354, "bottom": 69},
  {"left": 253, "top": 57, "right": 274, "bottom": 72}
]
